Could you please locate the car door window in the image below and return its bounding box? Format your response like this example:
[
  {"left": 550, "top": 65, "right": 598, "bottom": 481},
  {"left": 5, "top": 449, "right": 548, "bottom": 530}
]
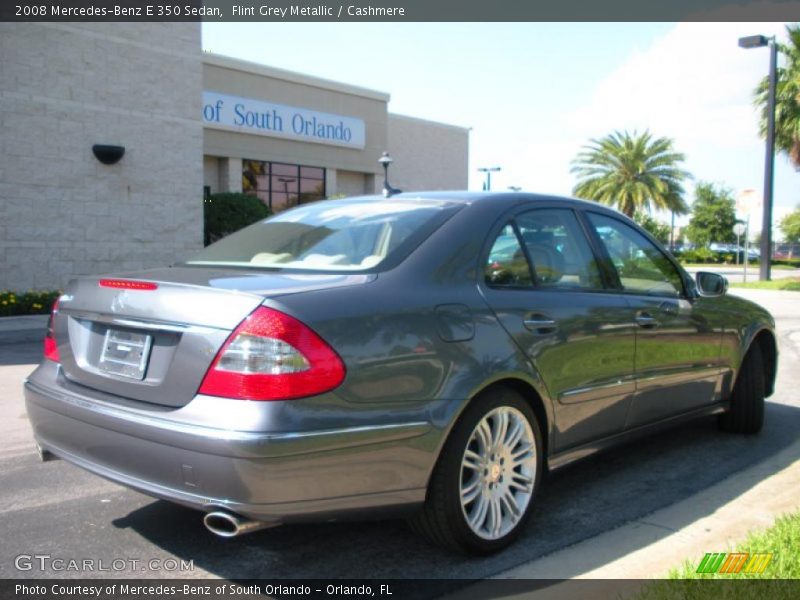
[
  {"left": 587, "top": 213, "right": 683, "bottom": 297},
  {"left": 485, "top": 224, "right": 533, "bottom": 287},
  {"left": 515, "top": 209, "right": 604, "bottom": 289}
]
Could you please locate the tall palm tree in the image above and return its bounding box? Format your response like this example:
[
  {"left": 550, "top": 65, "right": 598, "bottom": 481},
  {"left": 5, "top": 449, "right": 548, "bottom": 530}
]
[
  {"left": 570, "top": 130, "right": 691, "bottom": 218},
  {"left": 755, "top": 24, "right": 800, "bottom": 168}
]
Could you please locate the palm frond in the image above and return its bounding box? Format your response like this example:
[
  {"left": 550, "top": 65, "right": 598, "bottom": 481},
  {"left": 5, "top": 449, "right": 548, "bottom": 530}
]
[{"left": 570, "top": 129, "right": 691, "bottom": 217}]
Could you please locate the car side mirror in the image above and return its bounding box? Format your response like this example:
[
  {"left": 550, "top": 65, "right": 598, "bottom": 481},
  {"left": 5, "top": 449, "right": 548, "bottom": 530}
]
[{"left": 696, "top": 271, "right": 728, "bottom": 297}]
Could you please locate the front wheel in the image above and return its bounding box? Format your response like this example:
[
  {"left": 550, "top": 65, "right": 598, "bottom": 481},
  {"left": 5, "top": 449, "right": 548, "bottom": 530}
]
[
  {"left": 719, "top": 343, "right": 765, "bottom": 434},
  {"left": 410, "top": 388, "right": 543, "bottom": 554}
]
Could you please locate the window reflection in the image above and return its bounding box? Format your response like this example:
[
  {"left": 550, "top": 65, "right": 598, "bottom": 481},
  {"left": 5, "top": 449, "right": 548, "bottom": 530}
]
[{"left": 242, "top": 160, "right": 326, "bottom": 211}]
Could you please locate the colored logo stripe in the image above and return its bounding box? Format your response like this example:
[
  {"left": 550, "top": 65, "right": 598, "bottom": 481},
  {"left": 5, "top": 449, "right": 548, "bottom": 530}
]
[
  {"left": 719, "top": 553, "right": 748, "bottom": 573},
  {"left": 745, "top": 553, "right": 773, "bottom": 574},
  {"left": 696, "top": 552, "right": 773, "bottom": 574}
]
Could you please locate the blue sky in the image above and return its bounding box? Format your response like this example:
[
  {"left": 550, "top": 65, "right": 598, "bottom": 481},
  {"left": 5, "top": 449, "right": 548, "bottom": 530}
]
[{"left": 202, "top": 22, "right": 798, "bottom": 236}]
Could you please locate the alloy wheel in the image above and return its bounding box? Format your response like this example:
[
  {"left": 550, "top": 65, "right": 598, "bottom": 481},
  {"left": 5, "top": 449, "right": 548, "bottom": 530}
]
[{"left": 458, "top": 405, "right": 537, "bottom": 540}]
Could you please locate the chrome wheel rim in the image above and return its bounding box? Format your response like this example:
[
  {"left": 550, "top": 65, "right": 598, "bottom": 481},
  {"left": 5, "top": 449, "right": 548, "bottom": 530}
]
[{"left": 459, "top": 406, "right": 537, "bottom": 540}]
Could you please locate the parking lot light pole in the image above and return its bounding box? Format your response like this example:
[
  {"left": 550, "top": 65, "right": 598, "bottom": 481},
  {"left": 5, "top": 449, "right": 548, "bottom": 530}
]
[
  {"left": 739, "top": 34, "right": 778, "bottom": 281},
  {"left": 478, "top": 167, "right": 501, "bottom": 191}
]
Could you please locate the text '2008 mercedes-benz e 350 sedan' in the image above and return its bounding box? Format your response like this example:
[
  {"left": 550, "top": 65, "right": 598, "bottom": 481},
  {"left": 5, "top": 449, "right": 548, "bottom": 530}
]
[{"left": 24, "top": 192, "right": 777, "bottom": 554}]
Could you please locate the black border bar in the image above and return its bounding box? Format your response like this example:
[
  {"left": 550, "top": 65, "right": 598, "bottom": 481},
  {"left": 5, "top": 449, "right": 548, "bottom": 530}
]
[
  {"left": 5, "top": 579, "right": 800, "bottom": 600},
  {"left": 3, "top": 0, "right": 800, "bottom": 22}
]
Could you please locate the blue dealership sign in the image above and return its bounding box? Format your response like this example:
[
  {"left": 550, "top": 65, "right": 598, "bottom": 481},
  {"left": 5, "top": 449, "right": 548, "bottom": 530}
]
[{"left": 202, "top": 91, "right": 366, "bottom": 149}]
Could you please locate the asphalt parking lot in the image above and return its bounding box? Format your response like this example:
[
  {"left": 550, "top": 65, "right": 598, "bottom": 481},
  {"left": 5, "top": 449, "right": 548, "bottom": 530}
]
[{"left": 1, "top": 290, "right": 798, "bottom": 584}]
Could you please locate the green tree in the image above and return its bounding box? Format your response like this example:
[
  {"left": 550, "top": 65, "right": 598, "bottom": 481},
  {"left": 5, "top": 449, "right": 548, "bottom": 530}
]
[
  {"left": 634, "top": 211, "right": 671, "bottom": 244},
  {"left": 685, "top": 182, "right": 738, "bottom": 247},
  {"left": 570, "top": 130, "right": 691, "bottom": 218},
  {"left": 754, "top": 25, "right": 800, "bottom": 167},
  {"left": 780, "top": 205, "right": 800, "bottom": 243}
]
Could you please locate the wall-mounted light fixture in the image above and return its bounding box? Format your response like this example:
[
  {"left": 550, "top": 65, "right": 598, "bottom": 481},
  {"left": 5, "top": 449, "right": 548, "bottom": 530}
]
[{"left": 92, "top": 144, "right": 125, "bottom": 165}]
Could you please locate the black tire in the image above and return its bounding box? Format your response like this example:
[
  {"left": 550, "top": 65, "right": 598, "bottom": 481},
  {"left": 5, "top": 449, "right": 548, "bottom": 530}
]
[
  {"left": 719, "top": 343, "right": 765, "bottom": 434},
  {"left": 409, "top": 387, "right": 543, "bottom": 554}
]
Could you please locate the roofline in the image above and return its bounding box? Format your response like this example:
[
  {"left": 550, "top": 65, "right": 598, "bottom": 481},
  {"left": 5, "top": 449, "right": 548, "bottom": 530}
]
[
  {"left": 363, "top": 191, "right": 631, "bottom": 216},
  {"left": 202, "top": 53, "right": 391, "bottom": 103},
  {"left": 388, "top": 112, "right": 471, "bottom": 133}
]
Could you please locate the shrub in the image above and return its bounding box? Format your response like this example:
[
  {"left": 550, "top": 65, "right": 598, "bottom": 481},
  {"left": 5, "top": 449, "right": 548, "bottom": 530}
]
[
  {"left": 0, "top": 290, "right": 61, "bottom": 317},
  {"left": 773, "top": 258, "right": 800, "bottom": 268},
  {"left": 203, "top": 193, "right": 272, "bottom": 246},
  {"left": 679, "top": 247, "right": 719, "bottom": 264}
]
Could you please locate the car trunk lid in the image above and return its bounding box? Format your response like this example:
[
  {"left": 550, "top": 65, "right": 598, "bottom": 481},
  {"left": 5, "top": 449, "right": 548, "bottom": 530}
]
[{"left": 53, "top": 267, "right": 372, "bottom": 407}]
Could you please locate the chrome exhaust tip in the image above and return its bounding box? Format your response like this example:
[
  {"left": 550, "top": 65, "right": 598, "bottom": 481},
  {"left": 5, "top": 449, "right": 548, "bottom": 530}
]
[{"left": 203, "top": 510, "right": 276, "bottom": 538}]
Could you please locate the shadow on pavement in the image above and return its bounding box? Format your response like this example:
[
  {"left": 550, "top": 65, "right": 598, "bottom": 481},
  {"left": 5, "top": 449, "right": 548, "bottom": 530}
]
[
  {"left": 113, "top": 401, "right": 800, "bottom": 586},
  {"left": 0, "top": 342, "right": 43, "bottom": 366}
]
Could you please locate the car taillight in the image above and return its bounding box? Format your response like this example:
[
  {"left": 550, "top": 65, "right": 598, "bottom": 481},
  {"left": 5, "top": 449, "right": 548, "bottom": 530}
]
[
  {"left": 198, "top": 306, "right": 346, "bottom": 401},
  {"left": 43, "top": 298, "right": 60, "bottom": 362}
]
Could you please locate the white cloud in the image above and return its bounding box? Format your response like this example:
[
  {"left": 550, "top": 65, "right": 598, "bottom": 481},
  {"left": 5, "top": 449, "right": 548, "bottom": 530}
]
[
  {"left": 570, "top": 22, "right": 786, "bottom": 148},
  {"left": 568, "top": 21, "right": 796, "bottom": 230}
]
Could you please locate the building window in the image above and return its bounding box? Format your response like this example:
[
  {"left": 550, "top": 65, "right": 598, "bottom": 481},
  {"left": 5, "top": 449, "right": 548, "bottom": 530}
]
[{"left": 242, "top": 160, "right": 326, "bottom": 212}]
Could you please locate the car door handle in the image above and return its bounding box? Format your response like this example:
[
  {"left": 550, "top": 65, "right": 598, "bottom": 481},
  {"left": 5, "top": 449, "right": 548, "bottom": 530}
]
[
  {"left": 523, "top": 316, "right": 558, "bottom": 335},
  {"left": 635, "top": 312, "right": 659, "bottom": 329}
]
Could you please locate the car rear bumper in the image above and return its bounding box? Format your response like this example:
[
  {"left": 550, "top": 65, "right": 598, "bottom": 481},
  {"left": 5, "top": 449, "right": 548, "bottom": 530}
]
[{"left": 24, "top": 366, "right": 432, "bottom": 522}]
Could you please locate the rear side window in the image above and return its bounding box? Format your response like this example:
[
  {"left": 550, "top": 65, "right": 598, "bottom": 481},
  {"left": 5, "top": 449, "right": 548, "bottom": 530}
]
[
  {"left": 515, "top": 209, "right": 604, "bottom": 289},
  {"left": 485, "top": 224, "right": 533, "bottom": 287},
  {"left": 484, "top": 209, "right": 603, "bottom": 290}
]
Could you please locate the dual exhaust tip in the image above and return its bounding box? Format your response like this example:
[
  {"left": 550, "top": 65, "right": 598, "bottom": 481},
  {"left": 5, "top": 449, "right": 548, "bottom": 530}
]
[{"left": 203, "top": 510, "right": 276, "bottom": 538}]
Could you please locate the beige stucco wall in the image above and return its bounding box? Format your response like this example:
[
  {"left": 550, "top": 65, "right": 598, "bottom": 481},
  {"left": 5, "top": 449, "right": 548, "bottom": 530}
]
[
  {"left": 0, "top": 23, "right": 203, "bottom": 291},
  {"left": 203, "top": 55, "right": 387, "bottom": 181},
  {"left": 334, "top": 170, "right": 370, "bottom": 197},
  {"left": 387, "top": 114, "right": 470, "bottom": 193}
]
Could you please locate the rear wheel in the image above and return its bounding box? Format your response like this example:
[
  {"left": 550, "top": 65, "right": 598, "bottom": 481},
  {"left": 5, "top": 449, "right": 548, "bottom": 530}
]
[
  {"left": 410, "top": 388, "right": 543, "bottom": 554},
  {"left": 719, "top": 343, "right": 765, "bottom": 434}
]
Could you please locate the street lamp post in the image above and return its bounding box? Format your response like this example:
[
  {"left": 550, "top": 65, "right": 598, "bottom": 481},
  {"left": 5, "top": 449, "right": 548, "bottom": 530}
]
[
  {"left": 733, "top": 222, "right": 746, "bottom": 267},
  {"left": 739, "top": 34, "right": 778, "bottom": 281},
  {"left": 378, "top": 151, "right": 401, "bottom": 197},
  {"left": 477, "top": 167, "right": 501, "bottom": 191}
]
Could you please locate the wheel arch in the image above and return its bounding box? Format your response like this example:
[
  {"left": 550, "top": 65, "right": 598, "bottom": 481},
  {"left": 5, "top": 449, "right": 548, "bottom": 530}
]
[
  {"left": 491, "top": 378, "right": 551, "bottom": 456},
  {"left": 748, "top": 328, "right": 778, "bottom": 398},
  {"left": 435, "top": 375, "right": 554, "bottom": 467}
]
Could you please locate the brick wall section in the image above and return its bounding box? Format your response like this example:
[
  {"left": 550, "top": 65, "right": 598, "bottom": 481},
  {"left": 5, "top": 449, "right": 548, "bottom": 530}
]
[{"left": 0, "top": 23, "right": 203, "bottom": 291}]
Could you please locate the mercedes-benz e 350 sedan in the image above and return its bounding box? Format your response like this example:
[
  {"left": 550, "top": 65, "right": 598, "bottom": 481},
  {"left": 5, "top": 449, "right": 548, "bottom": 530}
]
[{"left": 25, "top": 192, "right": 777, "bottom": 554}]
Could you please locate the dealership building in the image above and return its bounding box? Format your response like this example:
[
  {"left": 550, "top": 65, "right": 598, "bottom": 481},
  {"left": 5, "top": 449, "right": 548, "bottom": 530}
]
[{"left": 0, "top": 23, "right": 469, "bottom": 291}]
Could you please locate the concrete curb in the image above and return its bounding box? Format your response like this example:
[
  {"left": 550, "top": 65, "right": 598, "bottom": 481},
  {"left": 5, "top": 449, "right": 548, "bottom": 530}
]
[
  {"left": 0, "top": 315, "right": 48, "bottom": 345},
  {"left": 501, "top": 439, "right": 800, "bottom": 579}
]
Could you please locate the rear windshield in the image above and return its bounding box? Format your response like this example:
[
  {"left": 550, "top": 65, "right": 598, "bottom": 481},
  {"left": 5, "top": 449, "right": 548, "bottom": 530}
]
[{"left": 186, "top": 198, "right": 460, "bottom": 272}]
